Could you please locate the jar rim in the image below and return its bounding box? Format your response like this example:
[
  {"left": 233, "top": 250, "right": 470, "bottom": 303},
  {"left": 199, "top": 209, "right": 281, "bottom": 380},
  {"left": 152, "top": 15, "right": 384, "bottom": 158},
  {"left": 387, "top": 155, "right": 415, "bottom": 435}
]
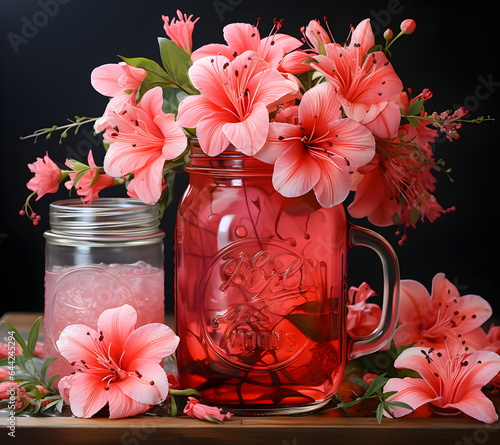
[
  {"left": 46, "top": 198, "right": 164, "bottom": 243},
  {"left": 187, "top": 139, "right": 273, "bottom": 176}
]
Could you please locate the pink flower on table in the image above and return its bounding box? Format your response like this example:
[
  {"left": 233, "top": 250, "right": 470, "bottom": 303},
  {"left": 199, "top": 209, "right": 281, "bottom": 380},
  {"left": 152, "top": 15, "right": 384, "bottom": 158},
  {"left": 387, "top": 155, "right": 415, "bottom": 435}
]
[
  {"left": 91, "top": 62, "right": 147, "bottom": 133},
  {"left": 103, "top": 87, "right": 187, "bottom": 205},
  {"left": 255, "top": 81, "right": 375, "bottom": 207},
  {"left": 392, "top": 273, "right": 491, "bottom": 351},
  {"left": 484, "top": 324, "right": 500, "bottom": 392},
  {"left": 56, "top": 304, "right": 180, "bottom": 419},
  {"left": 176, "top": 50, "right": 299, "bottom": 156},
  {"left": 162, "top": 10, "right": 199, "bottom": 53},
  {"left": 0, "top": 381, "right": 18, "bottom": 398},
  {"left": 383, "top": 346, "right": 500, "bottom": 423},
  {"left": 310, "top": 19, "right": 403, "bottom": 138},
  {"left": 191, "top": 21, "right": 302, "bottom": 69},
  {"left": 0, "top": 368, "right": 10, "bottom": 382},
  {"left": 347, "top": 282, "right": 382, "bottom": 338},
  {"left": 65, "top": 152, "right": 116, "bottom": 205},
  {"left": 183, "top": 397, "right": 233, "bottom": 423},
  {"left": 27, "top": 152, "right": 62, "bottom": 200}
]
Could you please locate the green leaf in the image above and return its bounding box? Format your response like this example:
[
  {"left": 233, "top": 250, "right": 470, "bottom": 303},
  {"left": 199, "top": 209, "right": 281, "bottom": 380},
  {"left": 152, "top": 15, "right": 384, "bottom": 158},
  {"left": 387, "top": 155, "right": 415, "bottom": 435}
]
[
  {"left": 385, "top": 400, "right": 414, "bottom": 411},
  {"left": 347, "top": 377, "right": 368, "bottom": 390},
  {"left": 162, "top": 87, "right": 188, "bottom": 115},
  {"left": 406, "top": 97, "right": 424, "bottom": 117},
  {"left": 2, "top": 321, "right": 29, "bottom": 358},
  {"left": 65, "top": 159, "right": 88, "bottom": 171},
  {"left": 364, "top": 373, "right": 389, "bottom": 398},
  {"left": 366, "top": 44, "right": 383, "bottom": 55},
  {"left": 55, "top": 398, "right": 65, "bottom": 413},
  {"left": 119, "top": 55, "right": 173, "bottom": 99},
  {"left": 170, "top": 394, "right": 177, "bottom": 417},
  {"left": 89, "top": 169, "right": 100, "bottom": 188},
  {"left": 406, "top": 116, "right": 420, "bottom": 128},
  {"left": 376, "top": 402, "right": 385, "bottom": 424},
  {"left": 47, "top": 374, "right": 60, "bottom": 390},
  {"left": 40, "top": 357, "right": 58, "bottom": 383},
  {"left": 158, "top": 38, "right": 198, "bottom": 95},
  {"left": 27, "top": 317, "right": 42, "bottom": 358}
]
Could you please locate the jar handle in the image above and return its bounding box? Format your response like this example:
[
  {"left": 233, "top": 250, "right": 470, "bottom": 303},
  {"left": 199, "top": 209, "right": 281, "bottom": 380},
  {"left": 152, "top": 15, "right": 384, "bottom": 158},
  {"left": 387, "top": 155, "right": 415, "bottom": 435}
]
[{"left": 348, "top": 224, "right": 400, "bottom": 359}]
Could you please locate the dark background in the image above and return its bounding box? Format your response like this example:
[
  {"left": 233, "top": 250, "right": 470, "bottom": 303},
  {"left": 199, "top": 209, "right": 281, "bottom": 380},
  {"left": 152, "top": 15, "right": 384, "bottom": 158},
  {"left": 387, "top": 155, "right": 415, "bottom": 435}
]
[{"left": 0, "top": 0, "right": 499, "bottom": 318}]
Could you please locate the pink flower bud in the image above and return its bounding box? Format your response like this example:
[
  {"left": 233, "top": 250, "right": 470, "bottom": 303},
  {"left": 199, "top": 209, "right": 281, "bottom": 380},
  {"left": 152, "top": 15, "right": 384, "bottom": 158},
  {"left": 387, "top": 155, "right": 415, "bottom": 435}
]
[
  {"left": 400, "top": 19, "right": 416, "bottom": 34},
  {"left": 383, "top": 28, "right": 393, "bottom": 40}
]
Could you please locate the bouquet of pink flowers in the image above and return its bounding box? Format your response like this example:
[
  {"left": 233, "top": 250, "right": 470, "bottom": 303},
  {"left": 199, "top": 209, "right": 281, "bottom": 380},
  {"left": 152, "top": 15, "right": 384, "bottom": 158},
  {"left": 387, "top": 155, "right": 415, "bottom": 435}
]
[{"left": 21, "top": 11, "right": 491, "bottom": 244}]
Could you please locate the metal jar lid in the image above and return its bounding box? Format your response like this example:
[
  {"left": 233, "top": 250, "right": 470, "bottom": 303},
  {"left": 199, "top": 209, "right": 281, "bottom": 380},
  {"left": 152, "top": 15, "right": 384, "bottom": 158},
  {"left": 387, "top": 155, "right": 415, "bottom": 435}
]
[{"left": 43, "top": 198, "right": 165, "bottom": 247}]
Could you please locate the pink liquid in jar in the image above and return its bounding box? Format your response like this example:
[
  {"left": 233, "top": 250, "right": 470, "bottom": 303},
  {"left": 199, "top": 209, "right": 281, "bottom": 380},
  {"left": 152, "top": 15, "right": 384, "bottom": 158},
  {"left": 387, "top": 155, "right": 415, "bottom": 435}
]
[{"left": 43, "top": 260, "right": 164, "bottom": 379}]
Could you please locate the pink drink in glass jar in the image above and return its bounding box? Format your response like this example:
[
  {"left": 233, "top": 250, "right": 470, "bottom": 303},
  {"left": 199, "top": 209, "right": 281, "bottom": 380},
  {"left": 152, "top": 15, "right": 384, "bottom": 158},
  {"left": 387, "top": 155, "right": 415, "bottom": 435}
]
[
  {"left": 175, "top": 144, "right": 399, "bottom": 415},
  {"left": 43, "top": 199, "right": 165, "bottom": 379}
]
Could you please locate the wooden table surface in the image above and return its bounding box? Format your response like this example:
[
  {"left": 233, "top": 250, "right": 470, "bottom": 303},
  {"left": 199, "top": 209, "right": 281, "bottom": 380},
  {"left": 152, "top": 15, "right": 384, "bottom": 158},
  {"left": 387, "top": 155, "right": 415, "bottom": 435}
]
[{"left": 1, "top": 312, "right": 499, "bottom": 445}]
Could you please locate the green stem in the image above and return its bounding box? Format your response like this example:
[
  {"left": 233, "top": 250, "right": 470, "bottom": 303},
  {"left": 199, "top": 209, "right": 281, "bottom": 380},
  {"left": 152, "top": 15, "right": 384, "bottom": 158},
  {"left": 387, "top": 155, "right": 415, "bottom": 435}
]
[
  {"left": 403, "top": 114, "right": 495, "bottom": 124},
  {"left": 385, "top": 31, "right": 405, "bottom": 51},
  {"left": 20, "top": 117, "right": 98, "bottom": 142}
]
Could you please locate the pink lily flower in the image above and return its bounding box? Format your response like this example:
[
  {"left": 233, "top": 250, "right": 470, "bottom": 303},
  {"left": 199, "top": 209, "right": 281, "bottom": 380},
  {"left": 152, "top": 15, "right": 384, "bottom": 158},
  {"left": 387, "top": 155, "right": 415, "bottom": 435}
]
[
  {"left": 384, "top": 346, "right": 500, "bottom": 423},
  {"left": 56, "top": 304, "right": 180, "bottom": 418},
  {"left": 26, "top": 152, "right": 62, "bottom": 200},
  {"left": 162, "top": 10, "right": 200, "bottom": 53},
  {"left": 484, "top": 324, "right": 500, "bottom": 391},
  {"left": 183, "top": 396, "right": 233, "bottom": 423},
  {"left": 191, "top": 21, "right": 302, "bottom": 69},
  {"left": 91, "top": 62, "right": 147, "bottom": 133},
  {"left": 176, "top": 50, "right": 299, "bottom": 156},
  {"left": 0, "top": 368, "right": 10, "bottom": 382},
  {"left": 0, "top": 381, "right": 19, "bottom": 399},
  {"left": 347, "top": 282, "right": 382, "bottom": 338},
  {"left": 392, "top": 273, "right": 492, "bottom": 351},
  {"left": 103, "top": 87, "right": 187, "bottom": 205},
  {"left": 279, "top": 19, "right": 331, "bottom": 74},
  {"left": 65, "top": 151, "right": 116, "bottom": 205},
  {"left": 255, "top": 81, "right": 375, "bottom": 207},
  {"left": 311, "top": 19, "right": 403, "bottom": 138}
]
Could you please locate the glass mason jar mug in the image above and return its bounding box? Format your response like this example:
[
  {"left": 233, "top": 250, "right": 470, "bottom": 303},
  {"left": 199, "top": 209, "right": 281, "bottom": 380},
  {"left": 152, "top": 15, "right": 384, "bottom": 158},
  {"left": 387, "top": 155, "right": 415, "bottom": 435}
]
[
  {"left": 175, "top": 145, "right": 400, "bottom": 415},
  {"left": 43, "top": 198, "right": 165, "bottom": 379}
]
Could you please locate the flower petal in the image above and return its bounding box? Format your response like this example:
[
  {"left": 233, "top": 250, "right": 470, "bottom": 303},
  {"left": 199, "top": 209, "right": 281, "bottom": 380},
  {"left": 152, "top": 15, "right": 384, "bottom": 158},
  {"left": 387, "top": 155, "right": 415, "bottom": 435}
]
[
  {"left": 91, "top": 63, "right": 127, "bottom": 97},
  {"left": 97, "top": 305, "right": 137, "bottom": 362},
  {"left": 187, "top": 55, "right": 234, "bottom": 110},
  {"left": 67, "top": 371, "right": 109, "bottom": 418},
  {"left": 383, "top": 377, "right": 438, "bottom": 418},
  {"left": 118, "top": 359, "right": 169, "bottom": 405},
  {"left": 322, "top": 118, "right": 375, "bottom": 169},
  {"left": 106, "top": 384, "right": 151, "bottom": 419},
  {"left": 130, "top": 157, "right": 166, "bottom": 204},
  {"left": 255, "top": 122, "right": 302, "bottom": 164},
  {"left": 56, "top": 324, "right": 101, "bottom": 369},
  {"left": 196, "top": 111, "right": 233, "bottom": 156},
  {"left": 223, "top": 102, "right": 269, "bottom": 155},
  {"left": 431, "top": 273, "right": 460, "bottom": 304},
  {"left": 447, "top": 390, "right": 498, "bottom": 424},
  {"left": 223, "top": 22, "right": 260, "bottom": 55},
  {"left": 176, "top": 95, "right": 221, "bottom": 129},
  {"left": 364, "top": 100, "right": 401, "bottom": 139},
  {"left": 298, "top": 82, "right": 342, "bottom": 131},
  {"left": 312, "top": 155, "right": 352, "bottom": 207},
  {"left": 399, "top": 279, "right": 432, "bottom": 324},
  {"left": 191, "top": 43, "right": 234, "bottom": 62},
  {"left": 121, "top": 323, "right": 179, "bottom": 369},
  {"left": 249, "top": 69, "right": 298, "bottom": 108},
  {"left": 272, "top": 141, "right": 321, "bottom": 198}
]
